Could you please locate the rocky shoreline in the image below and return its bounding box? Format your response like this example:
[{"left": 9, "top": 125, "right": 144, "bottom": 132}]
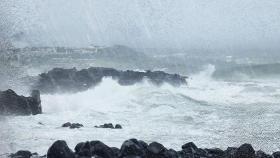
[
  {"left": 33, "top": 67, "right": 187, "bottom": 94},
  {"left": 8, "top": 139, "right": 277, "bottom": 158},
  {"left": 0, "top": 89, "right": 41, "bottom": 115}
]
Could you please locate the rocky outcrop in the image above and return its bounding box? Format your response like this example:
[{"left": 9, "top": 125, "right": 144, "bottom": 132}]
[
  {"left": 0, "top": 89, "right": 42, "bottom": 115},
  {"left": 20, "top": 139, "right": 274, "bottom": 158},
  {"left": 62, "top": 122, "right": 84, "bottom": 129},
  {"left": 95, "top": 123, "right": 123, "bottom": 129},
  {"left": 34, "top": 67, "right": 187, "bottom": 94}
]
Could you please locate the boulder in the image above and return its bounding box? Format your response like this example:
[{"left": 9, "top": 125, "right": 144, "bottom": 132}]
[
  {"left": 147, "top": 142, "right": 169, "bottom": 158},
  {"left": 9, "top": 150, "right": 32, "bottom": 158},
  {"left": 115, "top": 124, "right": 122, "bottom": 129},
  {"left": 233, "top": 143, "right": 255, "bottom": 158},
  {"left": 256, "top": 150, "right": 271, "bottom": 158},
  {"left": 75, "top": 140, "right": 115, "bottom": 158},
  {"left": 119, "top": 139, "right": 147, "bottom": 157},
  {"left": 272, "top": 151, "right": 280, "bottom": 158},
  {"left": 0, "top": 89, "right": 42, "bottom": 115},
  {"left": 47, "top": 140, "right": 75, "bottom": 158}
]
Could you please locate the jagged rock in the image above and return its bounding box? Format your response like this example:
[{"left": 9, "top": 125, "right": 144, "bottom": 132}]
[
  {"left": 9, "top": 150, "right": 32, "bottom": 158},
  {"left": 34, "top": 67, "right": 187, "bottom": 94},
  {"left": 205, "top": 148, "right": 225, "bottom": 158},
  {"left": 256, "top": 150, "right": 272, "bottom": 158},
  {"left": 61, "top": 122, "right": 83, "bottom": 129},
  {"left": 225, "top": 147, "right": 238, "bottom": 158},
  {"left": 47, "top": 140, "right": 75, "bottom": 158},
  {"left": 119, "top": 139, "right": 147, "bottom": 157},
  {"left": 0, "top": 89, "right": 42, "bottom": 115},
  {"left": 272, "top": 151, "right": 280, "bottom": 158},
  {"left": 181, "top": 142, "right": 198, "bottom": 151},
  {"left": 233, "top": 143, "right": 255, "bottom": 158}
]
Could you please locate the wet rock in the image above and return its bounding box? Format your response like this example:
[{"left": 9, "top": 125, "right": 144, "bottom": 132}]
[
  {"left": 75, "top": 141, "right": 115, "bottom": 158},
  {"left": 181, "top": 142, "right": 198, "bottom": 151},
  {"left": 179, "top": 142, "right": 200, "bottom": 158},
  {"left": 0, "top": 89, "right": 42, "bottom": 115},
  {"left": 90, "top": 141, "right": 115, "bottom": 158},
  {"left": 147, "top": 142, "right": 168, "bottom": 158},
  {"left": 272, "top": 151, "right": 280, "bottom": 158},
  {"left": 35, "top": 67, "right": 187, "bottom": 94},
  {"left": 61, "top": 122, "right": 83, "bottom": 129},
  {"left": 205, "top": 148, "right": 225, "bottom": 158},
  {"left": 233, "top": 143, "right": 255, "bottom": 158},
  {"left": 95, "top": 123, "right": 122, "bottom": 129},
  {"left": 69, "top": 123, "right": 83, "bottom": 129},
  {"left": 115, "top": 124, "right": 122, "bottom": 129},
  {"left": 256, "top": 150, "right": 272, "bottom": 158},
  {"left": 119, "top": 139, "right": 147, "bottom": 157},
  {"left": 111, "top": 147, "right": 120, "bottom": 157},
  {"left": 225, "top": 147, "right": 238, "bottom": 158},
  {"left": 47, "top": 140, "right": 75, "bottom": 158},
  {"left": 62, "top": 122, "right": 71, "bottom": 127},
  {"left": 9, "top": 150, "right": 32, "bottom": 158}
]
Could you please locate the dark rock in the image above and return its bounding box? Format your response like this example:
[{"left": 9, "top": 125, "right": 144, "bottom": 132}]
[
  {"left": 111, "top": 147, "right": 120, "bottom": 157},
  {"left": 47, "top": 140, "right": 75, "bottom": 158},
  {"left": 75, "top": 141, "right": 115, "bottom": 158},
  {"left": 101, "top": 123, "right": 114, "bottom": 129},
  {"left": 95, "top": 123, "right": 122, "bottom": 129},
  {"left": 256, "top": 150, "right": 271, "bottom": 158},
  {"left": 90, "top": 141, "right": 115, "bottom": 158},
  {"left": 179, "top": 142, "right": 199, "bottom": 158},
  {"left": 115, "top": 124, "right": 122, "bottom": 129},
  {"left": 233, "top": 143, "right": 255, "bottom": 158},
  {"left": 272, "top": 151, "right": 280, "bottom": 158},
  {"left": 166, "top": 149, "right": 178, "bottom": 158},
  {"left": 69, "top": 123, "right": 83, "bottom": 129},
  {"left": 34, "top": 67, "right": 187, "bottom": 94},
  {"left": 75, "top": 141, "right": 91, "bottom": 157},
  {"left": 62, "top": 122, "right": 71, "bottom": 127},
  {"left": 181, "top": 142, "right": 198, "bottom": 151},
  {"left": 9, "top": 150, "right": 32, "bottom": 158},
  {"left": 205, "top": 148, "right": 225, "bottom": 158},
  {"left": 62, "top": 122, "right": 83, "bottom": 129},
  {"left": 0, "top": 89, "right": 42, "bottom": 115},
  {"left": 225, "top": 147, "right": 238, "bottom": 158},
  {"left": 119, "top": 139, "right": 147, "bottom": 157},
  {"left": 147, "top": 142, "right": 168, "bottom": 158}
]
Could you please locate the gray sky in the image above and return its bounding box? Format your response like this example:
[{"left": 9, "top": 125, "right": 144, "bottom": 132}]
[{"left": 2, "top": 0, "right": 280, "bottom": 51}]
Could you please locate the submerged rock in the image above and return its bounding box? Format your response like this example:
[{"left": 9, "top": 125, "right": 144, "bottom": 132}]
[
  {"left": 34, "top": 67, "right": 187, "bottom": 94},
  {"left": 95, "top": 123, "right": 122, "bottom": 129},
  {"left": 0, "top": 89, "right": 42, "bottom": 115}
]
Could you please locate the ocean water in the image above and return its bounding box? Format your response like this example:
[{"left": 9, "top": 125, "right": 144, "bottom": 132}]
[{"left": 1, "top": 65, "right": 280, "bottom": 155}]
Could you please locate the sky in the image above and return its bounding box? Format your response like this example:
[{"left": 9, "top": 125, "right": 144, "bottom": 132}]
[{"left": 1, "top": 0, "right": 280, "bottom": 52}]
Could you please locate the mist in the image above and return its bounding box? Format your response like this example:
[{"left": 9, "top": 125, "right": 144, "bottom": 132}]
[{"left": 1, "top": 0, "right": 280, "bottom": 52}]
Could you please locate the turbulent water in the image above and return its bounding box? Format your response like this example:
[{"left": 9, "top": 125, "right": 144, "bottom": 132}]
[{"left": 1, "top": 65, "right": 280, "bottom": 154}]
